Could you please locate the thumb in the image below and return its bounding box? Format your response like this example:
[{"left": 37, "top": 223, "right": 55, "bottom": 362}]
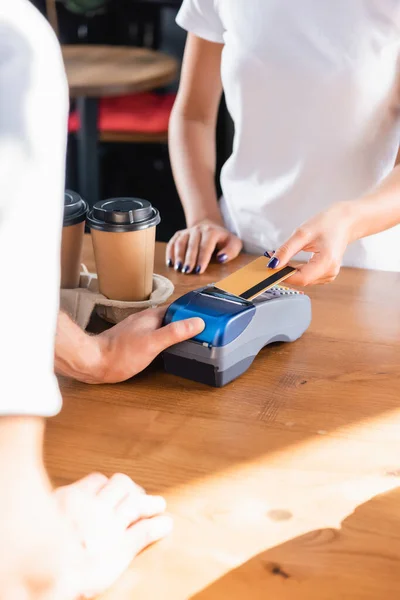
[
  {"left": 216, "top": 234, "right": 243, "bottom": 264},
  {"left": 149, "top": 317, "right": 205, "bottom": 355},
  {"left": 267, "top": 230, "right": 309, "bottom": 269}
]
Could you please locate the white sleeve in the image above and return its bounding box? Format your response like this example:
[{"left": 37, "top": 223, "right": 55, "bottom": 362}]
[
  {"left": 0, "top": 0, "right": 68, "bottom": 417},
  {"left": 176, "top": 0, "right": 225, "bottom": 44}
]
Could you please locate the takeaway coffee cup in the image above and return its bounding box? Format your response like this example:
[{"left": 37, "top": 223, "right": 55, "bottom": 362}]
[
  {"left": 86, "top": 198, "right": 161, "bottom": 301},
  {"left": 61, "top": 190, "right": 88, "bottom": 289}
]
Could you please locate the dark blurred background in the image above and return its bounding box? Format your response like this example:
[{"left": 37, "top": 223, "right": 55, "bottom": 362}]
[{"left": 31, "top": 0, "right": 233, "bottom": 242}]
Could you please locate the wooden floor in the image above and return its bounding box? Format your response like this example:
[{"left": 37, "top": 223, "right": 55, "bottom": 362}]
[{"left": 46, "top": 235, "right": 400, "bottom": 599}]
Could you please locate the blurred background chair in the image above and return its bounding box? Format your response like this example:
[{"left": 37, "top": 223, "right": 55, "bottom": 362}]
[
  {"left": 36, "top": 0, "right": 233, "bottom": 241},
  {"left": 64, "top": 0, "right": 178, "bottom": 146}
]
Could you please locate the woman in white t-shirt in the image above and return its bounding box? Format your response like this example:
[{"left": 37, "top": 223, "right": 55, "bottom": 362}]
[{"left": 166, "top": 0, "right": 400, "bottom": 286}]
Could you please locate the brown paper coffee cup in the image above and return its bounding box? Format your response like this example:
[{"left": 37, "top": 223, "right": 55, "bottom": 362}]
[
  {"left": 61, "top": 190, "right": 88, "bottom": 289},
  {"left": 87, "top": 198, "right": 160, "bottom": 301}
]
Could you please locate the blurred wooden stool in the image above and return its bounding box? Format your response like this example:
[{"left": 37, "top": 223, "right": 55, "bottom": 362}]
[{"left": 45, "top": 0, "right": 177, "bottom": 206}]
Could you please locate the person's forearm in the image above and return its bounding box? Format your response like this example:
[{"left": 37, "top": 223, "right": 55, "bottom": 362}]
[
  {"left": 0, "top": 416, "right": 45, "bottom": 472},
  {"left": 347, "top": 165, "right": 400, "bottom": 241},
  {"left": 54, "top": 312, "right": 105, "bottom": 384},
  {"left": 169, "top": 107, "right": 223, "bottom": 227}
]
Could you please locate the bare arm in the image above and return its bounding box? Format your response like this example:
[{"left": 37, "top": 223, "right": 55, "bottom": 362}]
[
  {"left": 167, "top": 34, "right": 242, "bottom": 274},
  {"left": 169, "top": 33, "right": 224, "bottom": 227},
  {"left": 348, "top": 164, "right": 400, "bottom": 240},
  {"left": 270, "top": 165, "right": 400, "bottom": 286},
  {"left": 54, "top": 311, "right": 103, "bottom": 383}
]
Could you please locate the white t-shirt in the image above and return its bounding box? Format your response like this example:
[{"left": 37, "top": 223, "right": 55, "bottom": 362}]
[
  {"left": 177, "top": 0, "right": 400, "bottom": 270},
  {"left": 0, "top": 0, "right": 68, "bottom": 416}
]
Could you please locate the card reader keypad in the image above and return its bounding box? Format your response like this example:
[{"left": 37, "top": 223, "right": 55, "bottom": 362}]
[
  {"left": 252, "top": 285, "right": 303, "bottom": 305},
  {"left": 272, "top": 285, "right": 303, "bottom": 295}
]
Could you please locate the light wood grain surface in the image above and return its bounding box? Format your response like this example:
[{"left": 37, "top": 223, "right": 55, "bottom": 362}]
[
  {"left": 46, "top": 236, "right": 400, "bottom": 599},
  {"left": 62, "top": 45, "right": 178, "bottom": 98}
]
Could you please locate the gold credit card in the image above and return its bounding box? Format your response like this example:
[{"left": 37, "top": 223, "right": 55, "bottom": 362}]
[{"left": 215, "top": 256, "right": 296, "bottom": 301}]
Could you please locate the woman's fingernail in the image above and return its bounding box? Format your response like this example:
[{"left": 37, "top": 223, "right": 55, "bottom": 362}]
[
  {"left": 264, "top": 251, "right": 271, "bottom": 259},
  {"left": 174, "top": 262, "right": 182, "bottom": 271},
  {"left": 217, "top": 254, "right": 228, "bottom": 263},
  {"left": 182, "top": 265, "right": 190, "bottom": 274},
  {"left": 268, "top": 257, "right": 279, "bottom": 269},
  {"left": 194, "top": 265, "right": 201, "bottom": 274},
  {"left": 166, "top": 259, "right": 173, "bottom": 268}
]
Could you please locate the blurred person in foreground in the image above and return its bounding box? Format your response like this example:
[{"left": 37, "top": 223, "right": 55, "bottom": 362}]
[{"left": 0, "top": 1, "right": 203, "bottom": 598}]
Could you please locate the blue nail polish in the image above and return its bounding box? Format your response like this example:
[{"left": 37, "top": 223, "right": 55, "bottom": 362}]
[
  {"left": 167, "top": 259, "right": 173, "bottom": 268},
  {"left": 264, "top": 251, "right": 271, "bottom": 259},
  {"left": 217, "top": 254, "right": 228, "bottom": 263},
  {"left": 175, "top": 262, "right": 182, "bottom": 271},
  {"left": 268, "top": 257, "right": 279, "bottom": 269},
  {"left": 194, "top": 265, "right": 201, "bottom": 274},
  {"left": 182, "top": 265, "right": 190, "bottom": 274}
]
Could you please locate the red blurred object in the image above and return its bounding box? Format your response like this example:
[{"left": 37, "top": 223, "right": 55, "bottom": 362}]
[{"left": 68, "top": 92, "right": 176, "bottom": 134}]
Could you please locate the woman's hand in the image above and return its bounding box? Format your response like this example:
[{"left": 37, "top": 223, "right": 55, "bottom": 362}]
[
  {"left": 267, "top": 202, "right": 355, "bottom": 286},
  {"left": 166, "top": 219, "right": 243, "bottom": 274}
]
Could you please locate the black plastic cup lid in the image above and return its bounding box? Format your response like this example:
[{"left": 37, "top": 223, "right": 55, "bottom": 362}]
[
  {"left": 64, "top": 190, "right": 88, "bottom": 227},
  {"left": 87, "top": 198, "right": 161, "bottom": 232}
]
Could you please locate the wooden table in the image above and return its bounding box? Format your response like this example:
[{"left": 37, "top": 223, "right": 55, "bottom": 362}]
[
  {"left": 62, "top": 45, "right": 178, "bottom": 207},
  {"left": 46, "top": 237, "right": 400, "bottom": 599}
]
